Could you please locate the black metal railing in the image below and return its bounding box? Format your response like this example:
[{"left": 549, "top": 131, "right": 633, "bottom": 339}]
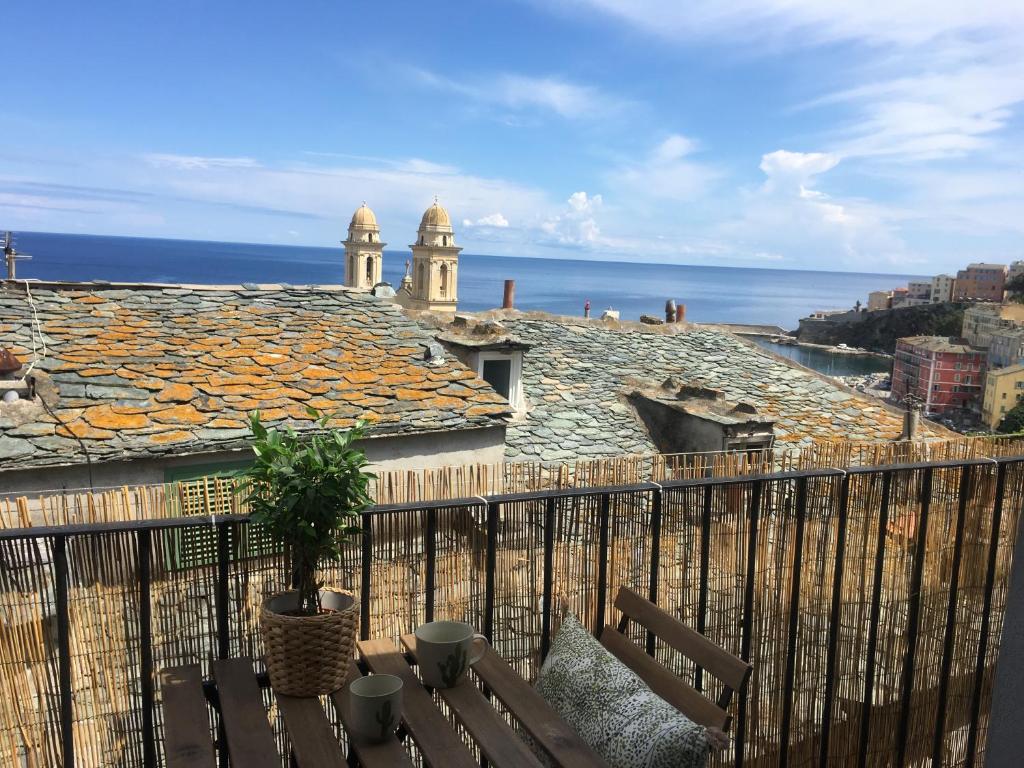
[{"left": 1, "top": 457, "right": 1022, "bottom": 767}]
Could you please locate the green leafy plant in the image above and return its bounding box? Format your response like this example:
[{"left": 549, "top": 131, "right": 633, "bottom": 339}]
[
  {"left": 242, "top": 408, "right": 374, "bottom": 615},
  {"left": 997, "top": 401, "right": 1024, "bottom": 434}
]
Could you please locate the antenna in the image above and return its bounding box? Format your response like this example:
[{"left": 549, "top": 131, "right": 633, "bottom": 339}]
[{"left": 3, "top": 232, "right": 31, "bottom": 280}]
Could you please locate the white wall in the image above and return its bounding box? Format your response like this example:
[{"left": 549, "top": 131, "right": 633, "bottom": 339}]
[{"left": 0, "top": 424, "right": 507, "bottom": 502}]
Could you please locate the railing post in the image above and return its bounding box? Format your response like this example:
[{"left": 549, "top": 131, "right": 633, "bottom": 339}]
[
  {"left": 54, "top": 534, "right": 74, "bottom": 768},
  {"left": 932, "top": 464, "right": 973, "bottom": 766},
  {"left": 425, "top": 508, "right": 437, "bottom": 624},
  {"left": 695, "top": 485, "right": 712, "bottom": 693},
  {"left": 735, "top": 479, "right": 763, "bottom": 768},
  {"left": 895, "top": 466, "right": 934, "bottom": 768},
  {"left": 820, "top": 472, "right": 851, "bottom": 766},
  {"left": 216, "top": 521, "right": 230, "bottom": 660},
  {"left": 595, "top": 493, "right": 611, "bottom": 636},
  {"left": 540, "top": 496, "right": 556, "bottom": 661},
  {"left": 966, "top": 461, "right": 1007, "bottom": 766},
  {"left": 858, "top": 470, "right": 894, "bottom": 768},
  {"left": 483, "top": 502, "right": 498, "bottom": 642},
  {"left": 779, "top": 476, "right": 808, "bottom": 768},
  {"left": 139, "top": 528, "right": 156, "bottom": 768},
  {"left": 647, "top": 487, "right": 663, "bottom": 656},
  {"left": 360, "top": 515, "right": 372, "bottom": 641}
]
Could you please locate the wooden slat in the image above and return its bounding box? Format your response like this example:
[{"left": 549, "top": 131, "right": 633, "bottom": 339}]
[
  {"left": 599, "top": 627, "right": 729, "bottom": 730},
  {"left": 330, "top": 668, "right": 416, "bottom": 768},
  {"left": 357, "top": 638, "right": 478, "bottom": 768},
  {"left": 614, "top": 586, "right": 751, "bottom": 691},
  {"left": 212, "top": 658, "right": 279, "bottom": 768},
  {"left": 275, "top": 693, "right": 346, "bottom": 768},
  {"left": 400, "top": 635, "right": 544, "bottom": 768},
  {"left": 160, "top": 665, "right": 216, "bottom": 768},
  {"left": 471, "top": 647, "right": 612, "bottom": 768}
]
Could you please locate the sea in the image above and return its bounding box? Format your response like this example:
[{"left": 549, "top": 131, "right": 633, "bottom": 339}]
[{"left": 7, "top": 231, "right": 924, "bottom": 331}]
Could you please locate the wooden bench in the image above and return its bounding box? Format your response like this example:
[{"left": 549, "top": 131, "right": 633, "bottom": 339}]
[{"left": 597, "top": 586, "right": 752, "bottom": 732}]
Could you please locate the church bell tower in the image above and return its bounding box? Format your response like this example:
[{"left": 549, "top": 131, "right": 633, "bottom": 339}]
[
  {"left": 343, "top": 203, "right": 385, "bottom": 289},
  {"left": 403, "top": 198, "right": 461, "bottom": 312}
]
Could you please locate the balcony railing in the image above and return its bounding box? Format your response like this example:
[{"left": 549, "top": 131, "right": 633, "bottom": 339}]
[{"left": 1, "top": 457, "right": 1022, "bottom": 767}]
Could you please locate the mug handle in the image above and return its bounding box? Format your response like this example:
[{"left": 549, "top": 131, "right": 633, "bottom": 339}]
[{"left": 468, "top": 634, "right": 490, "bottom": 666}]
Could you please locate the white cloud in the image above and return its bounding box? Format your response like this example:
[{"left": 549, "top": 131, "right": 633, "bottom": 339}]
[
  {"left": 541, "top": 192, "right": 604, "bottom": 245},
  {"left": 549, "top": 0, "right": 1024, "bottom": 48},
  {"left": 759, "top": 150, "right": 839, "bottom": 181},
  {"left": 463, "top": 212, "right": 510, "bottom": 228},
  {"left": 608, "top": 134, "right": 719, "bottom": 201},
  {"left": 144, "top": 154, "right": 260, "bottom": 170},
  {"left": 413, "top": 68, "right": 626, "bottom": 119}
]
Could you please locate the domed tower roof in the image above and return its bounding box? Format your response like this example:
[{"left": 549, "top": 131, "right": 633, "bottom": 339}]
[
  {"left": 349, "top": 202, "right": 378, "bottom": 230},
  {"left": 418, "top": 199, "right": 453, "bottom": 232}
]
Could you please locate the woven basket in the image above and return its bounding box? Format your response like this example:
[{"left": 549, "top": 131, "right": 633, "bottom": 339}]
[{"left": 259, "top": 587, "right": 359, "bottom": 696}]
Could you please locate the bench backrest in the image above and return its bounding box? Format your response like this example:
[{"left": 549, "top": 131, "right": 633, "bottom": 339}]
[{"left": 598, "top": 587, "right": 752, "bottom": 731}]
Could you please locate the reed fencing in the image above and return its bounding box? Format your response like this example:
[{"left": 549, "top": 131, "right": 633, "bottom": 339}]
[{"left": 0, "top": 456, "right": 1020, "bottom": 767}]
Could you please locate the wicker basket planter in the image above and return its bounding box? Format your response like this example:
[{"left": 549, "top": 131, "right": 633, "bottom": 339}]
[{"left": 259, "top": 587, "right": 359, "bottom": 697}]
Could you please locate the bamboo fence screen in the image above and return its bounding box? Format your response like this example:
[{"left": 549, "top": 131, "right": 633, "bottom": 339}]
[{"left": 1, "top": 435, "right": 1023, "bottom": 766}]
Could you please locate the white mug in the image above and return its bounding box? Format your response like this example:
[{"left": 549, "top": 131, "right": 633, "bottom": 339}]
[
  {"left": 414, "top": 621, "right": 489, "bottom": 688},
  {"left": 349, "top": 674, "right": 402, "bottom": 743}
]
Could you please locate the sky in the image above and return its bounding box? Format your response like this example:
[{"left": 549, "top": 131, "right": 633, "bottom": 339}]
[{"left": 1, "top": 0, "right": 1023, "bottom": 274}]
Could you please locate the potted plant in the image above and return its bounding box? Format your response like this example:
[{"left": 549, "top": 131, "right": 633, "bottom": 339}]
[{"left": 242, "top": 408, "right": 374, "bottom": 697}]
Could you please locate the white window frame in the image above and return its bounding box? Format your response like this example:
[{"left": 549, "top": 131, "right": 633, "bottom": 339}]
[{"left": 477, "top": 351, "right": 523, "bottom": 412}]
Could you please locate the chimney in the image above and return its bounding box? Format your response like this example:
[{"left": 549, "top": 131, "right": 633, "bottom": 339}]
[
  {"left": 502, "top": 280, "right": 515, "bottom": 310},
  {"left": 665, "top": 299, "right": 676, "bottom": 323},
  {"left": 675, "top": 304, "right": 686, "bottom": 323},
  {"left": 899, "top": 406, "right": 920, "bottom": 441}
]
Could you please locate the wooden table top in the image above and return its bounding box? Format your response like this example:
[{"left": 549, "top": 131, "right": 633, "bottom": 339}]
[{"left": 161, "top": 642, "right": 610, "bottom": 768}]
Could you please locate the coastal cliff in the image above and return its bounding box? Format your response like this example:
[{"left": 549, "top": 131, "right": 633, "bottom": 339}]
[{"left": 794, "top": 302, "right": 967, "bottom": 353}]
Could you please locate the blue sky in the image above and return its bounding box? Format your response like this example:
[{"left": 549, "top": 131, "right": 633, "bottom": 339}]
[{"left": 1, "top": 0, "right": 1022, "bottom": 273}]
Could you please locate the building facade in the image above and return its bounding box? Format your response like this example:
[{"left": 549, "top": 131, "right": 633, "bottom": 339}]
[
  {"left": 954, "top": 263, "right": 1007, "bottom": 302},
  {"left": 982, "top": 363, "right": 1024, "bottom": 429},
  {"left": 342, "top": 203, "right": 385, "bottom": 290},
  {"left": 891, "top": 336, "right": 986, "bottom": 415},
  {"left": 962, "top": 303, "right": 1024, "bottom": 349},
  {"left": 907, "top": 281, "right": 932, "bottom": 302},
  {"left": 931, "top": 274, "right": 956, "bottom": 303},
  {"left": 989, "top": 328, "right": 1024, "bottom": 370}
]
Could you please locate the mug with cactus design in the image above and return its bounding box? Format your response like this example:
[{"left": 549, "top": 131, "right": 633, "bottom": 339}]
[
  {"left": 414, "top": 621, "right": 489, "bottom": 688},
  {"left": 349, "top": 674, "right": 403, "bottom": 743}
]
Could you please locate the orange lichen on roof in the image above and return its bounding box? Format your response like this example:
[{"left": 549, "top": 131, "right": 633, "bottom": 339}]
[{"left": 0, "top": 284, "right": 511, "bottom": 469}]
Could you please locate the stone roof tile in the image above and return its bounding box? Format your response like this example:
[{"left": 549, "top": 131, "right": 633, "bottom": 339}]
[{"left": 0, "top": 283, "right": 511, "bottom": 471}]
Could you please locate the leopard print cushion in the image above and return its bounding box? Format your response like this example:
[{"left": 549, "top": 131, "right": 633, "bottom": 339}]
[{"left": 534, "top": 613, "right": 709, "bottom": 768}]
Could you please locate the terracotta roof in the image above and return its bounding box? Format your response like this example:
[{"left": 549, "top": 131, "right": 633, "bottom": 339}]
[
  {"left": 0, "top": 282, "right": 510, "bottom": 470},
  {"left": 479, "top": 315, "right": 936, "bottom": 462}
]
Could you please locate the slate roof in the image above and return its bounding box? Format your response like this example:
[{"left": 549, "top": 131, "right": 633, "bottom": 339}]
[
  {"left": 0, "top": 283, "right": 510, "bottom": 470},
  {"left": 494, "top": 316, "right": 929, "bottom": 462}
]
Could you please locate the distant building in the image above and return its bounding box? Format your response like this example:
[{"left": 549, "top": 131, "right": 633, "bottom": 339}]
[
  {"left": 867, "top": 290, "right": 893, "bottom": 312},
  {"left": 891, "top": 336, "right": 986, "bottom": 415},
  {"left": 954, "top": 263, "right": 1007, "bottom": 302},
  {"left": 931, "top": 274, "right": 956, "bottom": 303},
  {"left": 982, "top": 363, "right": 1024, "bottom": 429},
  {"left": 890, "top": 287, "right": 910, "bottom": 308},
  {"left": 1009, "top": 260, "right": 1024, "bottom": 284},
  {"left": 962, "top": 303, "right": 1024, "bottom": 349},
  {"left": 988, "top": 328, "right": 1024, "bottom": 370},
  {"left": 907, "top": 281, "right": 932, "bottom": 304}
]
